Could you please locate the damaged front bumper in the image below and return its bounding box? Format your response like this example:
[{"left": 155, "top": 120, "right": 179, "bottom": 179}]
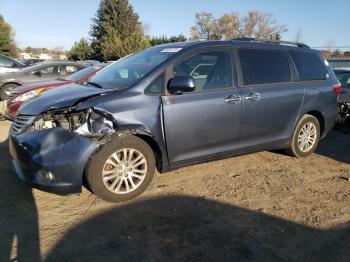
[{"left": 9, "top": 128, "right": 99, "bottom": 194}]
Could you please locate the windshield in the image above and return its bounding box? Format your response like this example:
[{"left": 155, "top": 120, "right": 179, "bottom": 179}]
[
  {"left": 89, "top": 47, "right": 180, "bottom": 89},
  {"left": 62, "top": 66, "right": 99, "bottom": 81},
  {"left": 12, "top": 57, "right": 26, "bottom": 66}
]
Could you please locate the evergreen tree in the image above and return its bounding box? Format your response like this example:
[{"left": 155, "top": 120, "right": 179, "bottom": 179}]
[
  {"left": 100, "top": 27, "right": 149, "bottom": 61},
  {"left": 0, "top": 15, "right": 18, "bottom": 57},
  {"left": 90, "top": 0, "right": 149, "bottom": 61},
  {"left": 67, "top": 38, "right": 92, "bottom": 61}
]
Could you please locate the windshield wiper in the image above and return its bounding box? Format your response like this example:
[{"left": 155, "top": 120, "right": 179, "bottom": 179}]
[{"left": 87, "top": 81, "right": 104, "bottom": 89}]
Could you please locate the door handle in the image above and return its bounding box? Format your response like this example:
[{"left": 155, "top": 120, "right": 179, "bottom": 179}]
[
  {"left": 245, "top": 92, "right": 260, "bottom": 102},
  {"left": 225, "top": 94, "right": 241, "bottom": 104}
]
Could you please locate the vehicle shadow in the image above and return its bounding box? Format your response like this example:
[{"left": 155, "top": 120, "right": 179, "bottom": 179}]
[
  {"left": 46, "top": 195, "right": 350, "bottom": 262},
  {"left": 0, "top": 138, "right": 41, "bottom": 262},
  {"left": 316, "top": 130, "right": 350, "bottom": 165}
]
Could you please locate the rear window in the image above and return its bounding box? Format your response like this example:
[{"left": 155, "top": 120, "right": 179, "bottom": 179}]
[
  {"left": 289, "top": 50, "right": 328, "bottom": 81},
  {"left": 239, "top": 49, "right": 291, "bottom": 85}
]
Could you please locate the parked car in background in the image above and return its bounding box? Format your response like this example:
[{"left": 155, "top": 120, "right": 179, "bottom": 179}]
[
  {"left": 0, "top": 61, "right": 87, "bottom": 101},
  {"left": 0, "top": 54, "right": 27, "bottom": 74},
  {"left": 9, "top": 39, "right": 339, "bottom": 203},
  {"left": 334, "top": 69, "right": 350, "bottom": 103},
  {"left": 83, "top": 60, "right": 101, "bottom": 66},
  {"left": 334, "top": 69, "right": 350, "bottom": 85},
  {"left": 335, "top": 69, "right": 350, "bottom": 125},
  {"left": 4, "top": 65, "right": 104, "bottom": 120}
]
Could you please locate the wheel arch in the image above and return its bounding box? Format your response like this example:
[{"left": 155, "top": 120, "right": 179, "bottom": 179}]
[
  {"left": 1, "top": 81, "right": 21, "bottom": 88},
  {"left": 83, "top": 130, "right": 165, "bottom": 187},
  {"left": 134, "top": 133, "right": 163, "bottom": 173},
  {"left": 305, "top": 110, "right": 325, "bottom": 136},
  {"left": 0, "top": 82, "right": 22, "bottom": 100}
]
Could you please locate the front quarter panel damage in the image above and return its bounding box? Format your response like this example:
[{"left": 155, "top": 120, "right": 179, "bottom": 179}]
[
  {"left": 16, "top": 89, "right": 169, "bottom": 194},
  {"left": 76, "top": 91, "right": 169, "bottom": 171}
]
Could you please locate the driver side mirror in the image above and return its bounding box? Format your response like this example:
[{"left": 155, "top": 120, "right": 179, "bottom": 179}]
[
  {"left": 33, "top": 71, "right": 42, "bottom": 77},
  {"left": 167, "top": 76, "right": 195, "bottom": 94}
]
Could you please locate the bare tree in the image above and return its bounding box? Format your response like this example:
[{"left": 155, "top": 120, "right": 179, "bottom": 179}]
[
  {"left": 218, "top": 13, "right": 241, "bottom": 40},
  {"left": 240, "top": 11, "right": 287, "bottom": 40},
  {"left": 190, "top": 12, "right": 220, "bottom": 40},
  {"left": 294, "top": 27, "right": 303, "bottom": 42},
  {"left": 323, "top": 41, "right": 334, "bottom": 58},
  {"left": 190, "top": 11, "right": 288, "bottom": 41}
]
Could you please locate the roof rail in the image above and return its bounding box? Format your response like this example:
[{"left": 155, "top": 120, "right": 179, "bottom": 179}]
[{"left": 232, "top": 38, "right": 310, "bottom": 49}]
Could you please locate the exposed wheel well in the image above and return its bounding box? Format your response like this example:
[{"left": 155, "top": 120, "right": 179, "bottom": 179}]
[
  {"left": 306, "top": 110, "right": 325, "bottom": 136},
  {"left": 135, "top": 134, "right": 163, "bottom": 173},
  {"left": 1, "top": 82, "right": 21, "bottom": 88}
]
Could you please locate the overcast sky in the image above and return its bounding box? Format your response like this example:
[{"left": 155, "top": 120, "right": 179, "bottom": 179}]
[{"left": 1, "top": 0, "right": 349, "bottom": 50}]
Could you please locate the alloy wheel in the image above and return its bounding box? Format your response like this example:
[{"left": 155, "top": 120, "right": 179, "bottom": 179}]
[
  {"left": 297, "top": 122, "right": 317, "bottom": 153},
  {"left": 102, "top": 148, "right": 148, "bottom": 194}
]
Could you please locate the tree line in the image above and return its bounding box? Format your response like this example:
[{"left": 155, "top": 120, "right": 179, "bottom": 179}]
[
  {"left": 1, "top": 0, "right": 349, "bottom": 61},
  {"left": 67, "top": 0, "right": 290, "bottom": 61}
]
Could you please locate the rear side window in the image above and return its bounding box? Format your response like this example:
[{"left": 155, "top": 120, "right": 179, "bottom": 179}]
[
  {"left": 0, "top": 56, "right": 14, "bottom": 66},
  {"left": 289, "top": 51, "right": 328, "bottom": 81},
  {"left": 239, "top": 49, "right": 291, "bottom": 85},
  {"left": 36, "top": 66, "right": 60, "bottom": 75},
  {"left": 66, "top": 65, "right": 79, "bottom": 73}
]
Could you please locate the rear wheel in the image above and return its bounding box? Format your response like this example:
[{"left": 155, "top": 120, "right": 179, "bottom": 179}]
[
  {"left": 0, "top": 83, "right": 20, "bottom": 101},
  {"left": 287, "top": 114, "right": 320, "bottom": 157},
  {"left": 85, "top": 136, "right": 156, "bottom": 202}
]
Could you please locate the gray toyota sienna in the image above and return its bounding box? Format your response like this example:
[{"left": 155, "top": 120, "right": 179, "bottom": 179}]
[{"left": 9, "top": 39, "right": 340, "bottom": 202}]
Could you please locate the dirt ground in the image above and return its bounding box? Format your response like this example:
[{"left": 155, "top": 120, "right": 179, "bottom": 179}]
[{"left": 0, "top": 113, "right": 350, "bottom": 261}]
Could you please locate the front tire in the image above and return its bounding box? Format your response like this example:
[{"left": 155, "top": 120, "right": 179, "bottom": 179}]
[
  {"left": 85, "top": 135, "right": 156, "bottom": 203},
  {"left": 287, "top": 114, "right": 320, "bottom": 157}
]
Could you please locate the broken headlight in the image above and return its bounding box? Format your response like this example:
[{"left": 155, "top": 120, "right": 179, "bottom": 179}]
[{"left": 31, "top": 108, "right": 116, "bottom": 138}]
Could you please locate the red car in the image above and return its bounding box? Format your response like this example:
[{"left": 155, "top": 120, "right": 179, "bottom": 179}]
[{"left": 4, "top": 65, "right": 103, "bottom": 120}]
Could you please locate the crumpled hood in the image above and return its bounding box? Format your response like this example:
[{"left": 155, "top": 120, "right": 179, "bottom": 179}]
[{"left": 18, "top": 83, "right": 113, "bottom": 116}]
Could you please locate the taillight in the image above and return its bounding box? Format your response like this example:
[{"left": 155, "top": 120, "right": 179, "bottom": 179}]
[{"left": 333, "top": 83, "right": 342, "bottom": 94}]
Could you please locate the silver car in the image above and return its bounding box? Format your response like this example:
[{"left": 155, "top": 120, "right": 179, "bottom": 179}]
[{"left": 0, "top": 61, "right": 87, "bottom": 101}]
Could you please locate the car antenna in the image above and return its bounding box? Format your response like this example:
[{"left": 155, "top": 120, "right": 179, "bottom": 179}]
[{"left": 233, "top": 24, "right": 245, "bottom": 38}]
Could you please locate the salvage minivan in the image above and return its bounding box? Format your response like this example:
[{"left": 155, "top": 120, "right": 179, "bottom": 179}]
[{"left": 9, "top": 39, "right": 340, "bottom": 202}]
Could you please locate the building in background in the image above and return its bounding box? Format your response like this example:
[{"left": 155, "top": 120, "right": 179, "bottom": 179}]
[
  {"left": 38, "top": 53, "right": 52, "bottom": 60},
  {"left": 19, "top": 53, "right": 31, "bottom": 59}
]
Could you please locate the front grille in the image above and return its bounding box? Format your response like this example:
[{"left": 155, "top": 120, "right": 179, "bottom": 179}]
[{"left": 10, "top": 115, "right": 34, "bottom": 135}]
